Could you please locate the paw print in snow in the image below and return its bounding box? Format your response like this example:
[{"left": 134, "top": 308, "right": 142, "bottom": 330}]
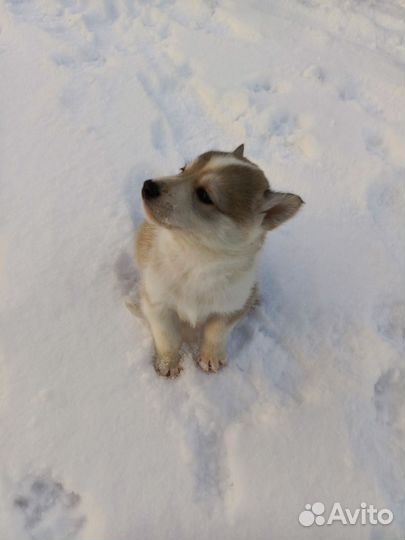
[{"left": 14, "top": 475, "right": 86, "bottom": 540}]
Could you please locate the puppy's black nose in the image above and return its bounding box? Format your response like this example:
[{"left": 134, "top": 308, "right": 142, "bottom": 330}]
[{"left": 142, "top": 179, "right": 160, "bottom": 200}]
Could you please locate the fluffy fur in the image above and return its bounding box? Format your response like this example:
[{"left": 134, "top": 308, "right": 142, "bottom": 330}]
[{"left": 134, "top": 144, "right": 303, "bottom": 377}]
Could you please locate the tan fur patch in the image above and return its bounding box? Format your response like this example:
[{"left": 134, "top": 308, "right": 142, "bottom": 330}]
[
  {"left": 135, "top": 221, "right": 156, "bottom": 268},
  {"left": 209, "top": 166, "right": 269, "bottom": 224}
]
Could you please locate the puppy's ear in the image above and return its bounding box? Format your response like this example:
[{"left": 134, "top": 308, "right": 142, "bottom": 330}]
[
  {"left": 261, "top": 191, "right": 304, "bottom": 230},
  {"left": 232, "top": 144, "right": 244, "bottom": 158}
]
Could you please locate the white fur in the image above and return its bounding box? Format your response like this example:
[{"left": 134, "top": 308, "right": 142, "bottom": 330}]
[{"left": 142, "top": 228, "right": 258, "bottom": 327}]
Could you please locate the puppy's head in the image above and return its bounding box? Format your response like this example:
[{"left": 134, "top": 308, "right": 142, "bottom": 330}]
[{"left": 142, "top": 145, "right": 303, "bottom": 251}]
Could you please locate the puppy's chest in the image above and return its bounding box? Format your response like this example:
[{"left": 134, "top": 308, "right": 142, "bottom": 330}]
[{"left": 145, "top": 251, "right": 255, "bottom": 326}]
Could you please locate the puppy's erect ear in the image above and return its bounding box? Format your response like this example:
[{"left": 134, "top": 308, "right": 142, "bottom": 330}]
[
  {"left": 261, "top": 191, "right": 304, "bottom": 230},
  {"left": 232, "top": 144, "right": 244, "bottom": 158}
]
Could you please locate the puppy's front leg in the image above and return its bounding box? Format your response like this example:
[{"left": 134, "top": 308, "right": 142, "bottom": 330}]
[
  {"left": 198, "top": 315, "right": 237, "bottom": 373},
  {"left": 198, "top": 286, "right": 257, "bottom": 372},
  {"left": 141, "top": 298, "right": 182, "bottom": 378}
]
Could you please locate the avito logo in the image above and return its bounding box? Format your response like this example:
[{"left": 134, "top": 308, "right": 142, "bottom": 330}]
[{"left": 298, "top": 502, "right": 393, "bottom": 527}]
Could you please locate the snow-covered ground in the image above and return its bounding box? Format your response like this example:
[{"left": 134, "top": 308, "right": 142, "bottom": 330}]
[{"left": 1, "top": 1, "right": 404, "bottom": 539}]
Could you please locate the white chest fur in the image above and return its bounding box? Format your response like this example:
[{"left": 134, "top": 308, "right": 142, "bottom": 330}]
[{"left": 143, "top": 229, "right": 257, "bottom": 326}]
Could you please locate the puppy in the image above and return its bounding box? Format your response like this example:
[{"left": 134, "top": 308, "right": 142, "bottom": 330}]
[{"left": 135, "top": 144, "right": 303, "bottom": 377}]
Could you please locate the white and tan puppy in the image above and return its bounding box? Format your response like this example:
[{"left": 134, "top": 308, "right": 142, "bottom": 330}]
[{"left": 135, "top": 145, "right": 303, "bottom": 377}]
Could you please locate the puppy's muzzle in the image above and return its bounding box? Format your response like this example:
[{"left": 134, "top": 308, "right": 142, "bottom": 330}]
[{"left": 142, "top": 179, "right": 160, "bottom": 200}]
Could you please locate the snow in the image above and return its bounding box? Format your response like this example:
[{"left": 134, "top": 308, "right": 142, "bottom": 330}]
[{"left": 0, "top": 0, "right": 404, "bottom": 539}]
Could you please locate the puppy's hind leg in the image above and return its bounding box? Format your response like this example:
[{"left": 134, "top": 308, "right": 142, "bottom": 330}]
[{"left": 141, "top": 297, "right": 183, "bottom": 378}]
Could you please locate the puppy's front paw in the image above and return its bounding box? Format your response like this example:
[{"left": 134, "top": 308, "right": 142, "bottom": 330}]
[
  {"left": 197, "top": 354, "right": 226, "bottom": 373},
  {"left": 154, "top": 354, "right": 182, "bottom": 378}
]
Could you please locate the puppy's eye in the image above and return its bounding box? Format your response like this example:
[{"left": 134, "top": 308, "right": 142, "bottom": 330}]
[
  {"left": 196, "top": 187, "right": 213, "bottom": 205},
  {"left": 179, "top": 166, "right": 185, "bottom": 172}
]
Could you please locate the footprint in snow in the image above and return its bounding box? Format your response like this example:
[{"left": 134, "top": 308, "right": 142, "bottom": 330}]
[
  {"left": 364, "top": 131, "right": 386, "bottom": 159},
  {"left": 151, "top": 117, "right": 169, "bottom": 155},
  {"left": 374, "top": 367, "right": 405, "bottom": 430},
  {"left": 14, "top": 475, "right": 86, "bottom": 540},
  {"left": 267, "top": 109, "right": 318, "bottom": 159},
  {"left": 245, "top": 74, "right": 273, "bottom": 94},
  {"left": 373, "top": 300, "right": 405, "bottom": 352},
  {"left": 114, "top": 251, "right": 139, "bottom": 299},
  {"left": 302, "top": 64, "right": 326, "bottom": 83},
  {"left": 338, "top": 78, "right": 358, "bottom": 102}
]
